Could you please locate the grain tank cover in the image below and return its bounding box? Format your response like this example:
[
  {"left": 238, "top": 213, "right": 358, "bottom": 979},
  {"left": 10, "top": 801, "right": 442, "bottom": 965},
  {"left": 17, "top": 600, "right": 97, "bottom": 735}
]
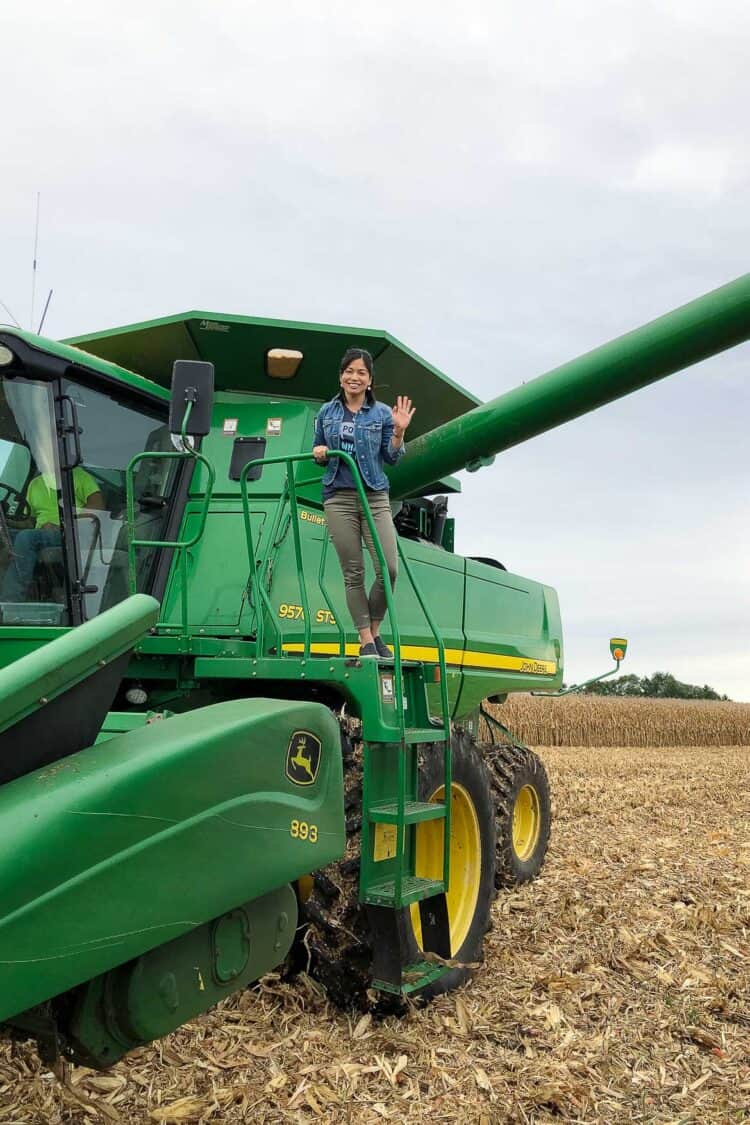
[{"left": 67, "top": 312, "right": 480, "bottom": 440}]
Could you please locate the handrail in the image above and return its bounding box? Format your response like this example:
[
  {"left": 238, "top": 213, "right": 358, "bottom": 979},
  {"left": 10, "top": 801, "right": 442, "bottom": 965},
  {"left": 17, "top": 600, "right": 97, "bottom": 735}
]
[
  {"left": 125, "top": 432, "right": 454, "bottom": 913},
  {"left": 395, "top": 542, "right": 450, "bottom": 729},
  {"left": 395, "top": 541, "right": 452, "bottom": 886},
  {"left": 317, "top": 532, "right": 346, "bottom": 658},
  {"left": 287, "top": 466, "right": 312, "bottom": 656},
  {"left": 241, "top": 485, "right": 285, "bottom": 655},
  {"left": 239, "top": 450, "right": 407, "bottom": 737},
  {"left": 127, "top": 442, "right": 449, "bottom": 754},
  {"left": 125, "top": 438, "right": 215, "bottom": 636},
  {"left": 127, "top": 439, "right": 453, "bottom": 904}
]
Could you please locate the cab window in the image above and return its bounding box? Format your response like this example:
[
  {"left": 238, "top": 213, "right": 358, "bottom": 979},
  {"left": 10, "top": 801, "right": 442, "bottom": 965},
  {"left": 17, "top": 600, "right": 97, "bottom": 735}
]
[
  {"left": 0, "top": 377, "right": 68, "bottom": 624},
  {"left": 0, "top": 373, "right": 179, "bottom": 625},
  {"left": 60, "top": 375, "right": 179, "bottom": 620}
]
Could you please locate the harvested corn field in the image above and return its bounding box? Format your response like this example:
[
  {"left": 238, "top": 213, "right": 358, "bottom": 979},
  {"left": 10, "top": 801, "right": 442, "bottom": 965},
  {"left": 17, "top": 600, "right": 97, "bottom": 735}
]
[
  {"left": 488, "top": 694, "right": 750, "bottom": 747},
  {"left": 2, "top": 743, "right": 749, "bottom": 1124}
]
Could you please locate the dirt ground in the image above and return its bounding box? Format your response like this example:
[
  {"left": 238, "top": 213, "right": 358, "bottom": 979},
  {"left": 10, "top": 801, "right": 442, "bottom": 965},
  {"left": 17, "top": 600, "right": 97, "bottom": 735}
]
[{"left": 2, "top": 745, "right": 749, "bottom": 1124}]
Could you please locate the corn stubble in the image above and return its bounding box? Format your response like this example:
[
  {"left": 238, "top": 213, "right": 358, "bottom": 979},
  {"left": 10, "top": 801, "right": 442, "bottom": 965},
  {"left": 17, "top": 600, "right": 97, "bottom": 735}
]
[{"left": 1, "top": 739, "right": 749, "bottom": 1123}]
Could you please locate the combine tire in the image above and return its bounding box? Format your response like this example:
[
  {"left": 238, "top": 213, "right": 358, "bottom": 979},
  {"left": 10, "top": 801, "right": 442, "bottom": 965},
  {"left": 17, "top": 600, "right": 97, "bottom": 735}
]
[
  {"left": 300, "top": 725, "right": 496, "bottom": 1008},
  {"left": 407, "top": 727, "right": 496, "bottom": 997},
  {"left": 485, "top": 741, "right": 551, "bottom": 887}
]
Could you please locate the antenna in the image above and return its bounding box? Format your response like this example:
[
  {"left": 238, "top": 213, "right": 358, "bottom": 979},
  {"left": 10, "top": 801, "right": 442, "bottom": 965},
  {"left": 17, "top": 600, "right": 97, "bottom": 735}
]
[
  {"left": 37, "top": 288, "right": 53, "bottom": 335},
  {"left": 30, "top": 191, "right": 40, "bottom": 330},
  {"left": 0, "top": 298, "right": 22, "bottom": 328}
]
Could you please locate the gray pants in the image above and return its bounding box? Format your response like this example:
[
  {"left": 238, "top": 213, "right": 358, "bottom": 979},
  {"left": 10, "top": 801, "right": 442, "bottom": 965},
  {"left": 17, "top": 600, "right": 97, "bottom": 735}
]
[{"left": 323, "top": 489, "right": 398, "bottom": 631}]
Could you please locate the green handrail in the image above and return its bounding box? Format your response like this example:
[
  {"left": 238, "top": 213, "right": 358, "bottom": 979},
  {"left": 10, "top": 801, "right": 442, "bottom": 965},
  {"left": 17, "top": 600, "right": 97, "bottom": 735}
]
[
  {"left": 286, "top": 468, "right": 313, "bottom": 657},
  {"left": 396, "top": 542, "right": 452, "bottom": 887},
  {"left": 125, "top": 443, "right": 215, "bottom": 637},
  {"left": 317, "top": 533, "right": 346, "bottom": 658},
  {"left": 128, "top": 436, "right": 452, "bottom": 909},
  {"left": 239, "top": 451, "right": 406, "bottom": 731},
  {"left": 240, "top": 484, "right": 285, "bottom": 655},
  {"left": 239, "top": 451, "right": 453, "bottom": 903}
]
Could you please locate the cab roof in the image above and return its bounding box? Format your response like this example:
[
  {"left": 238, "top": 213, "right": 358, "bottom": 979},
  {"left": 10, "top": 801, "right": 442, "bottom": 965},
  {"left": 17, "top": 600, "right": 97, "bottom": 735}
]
[
  {"left": 0, "top": 325, "right": 169, "bottom": 402},
  {"left": 66, "top": 311, "right": 480, "bottom": 440}
]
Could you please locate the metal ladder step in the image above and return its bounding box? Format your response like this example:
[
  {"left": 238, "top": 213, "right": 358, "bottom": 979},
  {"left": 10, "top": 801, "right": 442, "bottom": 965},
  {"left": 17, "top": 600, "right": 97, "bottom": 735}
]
[
  {"left": 373, "top": 960, "right": 447, "bottom": 996},
  {"left": 363, "top": 876, "right": 445, "bottom": 908},
  {"left": 403, "top": 727, "right": 449, "bottom": 744},
  {"left": 369, "top": 800, "right": 447, "bottom": 825}
]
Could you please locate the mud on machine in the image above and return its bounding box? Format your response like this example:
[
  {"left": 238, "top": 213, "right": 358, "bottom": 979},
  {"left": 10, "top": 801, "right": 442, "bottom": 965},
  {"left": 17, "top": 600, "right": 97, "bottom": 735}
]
[{"left": 0, "top": 274, "right": 748, "bottom": 1066}]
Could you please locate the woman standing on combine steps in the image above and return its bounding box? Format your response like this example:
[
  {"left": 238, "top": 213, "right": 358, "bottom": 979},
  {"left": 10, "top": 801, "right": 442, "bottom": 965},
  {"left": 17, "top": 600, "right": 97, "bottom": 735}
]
[{"left": 313, "top": 348, "right": 415, "bottom": 658}]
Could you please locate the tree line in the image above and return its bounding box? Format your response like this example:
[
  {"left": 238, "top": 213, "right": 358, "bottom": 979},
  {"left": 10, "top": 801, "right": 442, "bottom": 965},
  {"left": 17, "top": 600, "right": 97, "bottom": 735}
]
[{"left": 586, "top": 672, "right": 730, "bottom": 701}]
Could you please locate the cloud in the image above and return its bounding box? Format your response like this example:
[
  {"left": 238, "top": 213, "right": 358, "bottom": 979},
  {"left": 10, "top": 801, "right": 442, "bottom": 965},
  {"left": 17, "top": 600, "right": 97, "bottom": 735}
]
[
  {"left": 1, "top": 0, "right": 747, "bottom": 698},
  {"left": 630, "top": 143, "right": 743, "bottom": 199}
]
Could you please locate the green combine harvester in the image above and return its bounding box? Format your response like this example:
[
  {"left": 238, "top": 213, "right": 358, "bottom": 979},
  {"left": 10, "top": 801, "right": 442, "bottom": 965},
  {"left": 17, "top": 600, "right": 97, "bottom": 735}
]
[{"left": 0, "top": 274, "right": 747, "bottom": 1067}]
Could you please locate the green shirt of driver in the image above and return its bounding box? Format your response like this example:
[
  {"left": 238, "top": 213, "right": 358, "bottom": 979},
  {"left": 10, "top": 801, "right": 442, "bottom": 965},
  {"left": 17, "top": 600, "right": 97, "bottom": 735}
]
[{"left": 26, "top": 468, "right": 100, "bottom": 528}]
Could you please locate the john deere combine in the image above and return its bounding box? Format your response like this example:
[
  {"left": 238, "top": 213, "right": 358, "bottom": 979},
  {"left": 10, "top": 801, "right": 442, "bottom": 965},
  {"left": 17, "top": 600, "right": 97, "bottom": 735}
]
[{"left": 0, "top": 275, "right": 747, "bottom": 1067}]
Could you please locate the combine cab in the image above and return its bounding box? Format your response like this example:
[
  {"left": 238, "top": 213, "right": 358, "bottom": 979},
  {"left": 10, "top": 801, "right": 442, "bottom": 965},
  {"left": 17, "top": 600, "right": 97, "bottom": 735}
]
[{"left": 0, "top": 274, "right": 748, "bottom": 1065}]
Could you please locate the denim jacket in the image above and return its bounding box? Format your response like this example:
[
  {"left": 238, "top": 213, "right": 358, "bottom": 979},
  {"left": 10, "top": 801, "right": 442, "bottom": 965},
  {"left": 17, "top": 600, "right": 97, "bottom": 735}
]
[{"left": 313, "top": 398, "right": 405, "bottom": 492}]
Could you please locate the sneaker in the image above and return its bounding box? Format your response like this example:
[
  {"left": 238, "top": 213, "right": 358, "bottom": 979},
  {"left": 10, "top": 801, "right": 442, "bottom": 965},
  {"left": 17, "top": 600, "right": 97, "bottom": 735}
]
[
  {"left": 359, "top": 642, "right": 378, "bottom": 658},
  {"left": 373, "top": 636, "right": 393, "bottom": 658}
]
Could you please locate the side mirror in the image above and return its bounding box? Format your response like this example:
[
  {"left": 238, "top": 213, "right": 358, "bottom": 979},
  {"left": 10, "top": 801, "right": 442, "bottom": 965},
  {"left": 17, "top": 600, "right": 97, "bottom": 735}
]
[
  {"left": 609, "top": 637, "right": 628, "bottom": 664},
  {"left": 169, "top": 360, "right": 215, "bottom": 438}
]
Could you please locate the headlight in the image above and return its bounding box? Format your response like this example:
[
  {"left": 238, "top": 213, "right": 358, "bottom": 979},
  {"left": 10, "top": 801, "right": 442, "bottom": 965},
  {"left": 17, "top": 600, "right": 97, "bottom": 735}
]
[{"left": 0, "top": 345, "right": 14, "bottom": 367}]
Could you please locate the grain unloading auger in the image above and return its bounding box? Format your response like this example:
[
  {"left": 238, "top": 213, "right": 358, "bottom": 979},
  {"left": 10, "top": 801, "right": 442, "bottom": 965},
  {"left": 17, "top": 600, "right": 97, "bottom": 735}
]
[{"left": 0, "top": 274, "right": 747, "bottom": 1067}]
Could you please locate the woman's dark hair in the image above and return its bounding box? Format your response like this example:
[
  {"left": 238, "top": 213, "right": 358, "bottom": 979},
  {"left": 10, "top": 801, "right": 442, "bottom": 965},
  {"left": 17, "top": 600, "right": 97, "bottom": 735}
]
[{"left": 338, "top": 347, "right": 375, "bottom": 405}]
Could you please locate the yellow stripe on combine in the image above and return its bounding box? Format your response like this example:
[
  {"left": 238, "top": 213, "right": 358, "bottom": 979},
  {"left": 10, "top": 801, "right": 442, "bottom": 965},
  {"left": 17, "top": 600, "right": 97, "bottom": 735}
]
[{"left": 281, "top": 642, "right": 556, "bottom": 675}]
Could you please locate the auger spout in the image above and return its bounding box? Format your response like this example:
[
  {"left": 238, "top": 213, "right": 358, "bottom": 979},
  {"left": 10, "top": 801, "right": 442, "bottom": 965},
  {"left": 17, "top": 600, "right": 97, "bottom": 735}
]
[{"left": 388, "top": 273, "right": 750, "bottom": 500}]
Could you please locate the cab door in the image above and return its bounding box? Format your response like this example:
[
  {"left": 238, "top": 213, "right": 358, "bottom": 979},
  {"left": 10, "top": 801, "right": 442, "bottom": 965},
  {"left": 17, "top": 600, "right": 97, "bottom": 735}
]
[
  {"left": 0, "top": 374, "right": 75, "bottom": 637},
  {"left": 56, "top": 373, "right": 182, "bottom": 622}
]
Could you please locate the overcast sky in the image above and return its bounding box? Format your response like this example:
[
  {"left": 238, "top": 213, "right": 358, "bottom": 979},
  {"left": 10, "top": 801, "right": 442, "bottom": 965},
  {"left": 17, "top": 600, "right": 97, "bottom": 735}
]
[{"left": 3, "top": 0, "right": 749, "bottom": 700}]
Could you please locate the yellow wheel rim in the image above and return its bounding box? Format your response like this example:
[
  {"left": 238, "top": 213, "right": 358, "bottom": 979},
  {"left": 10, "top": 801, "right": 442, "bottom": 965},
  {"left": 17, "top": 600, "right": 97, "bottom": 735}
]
[
  {"left": 512, "top": 784, "right": 541, "bottom": 861},
  {"left": 297, "top": 874, "right": 314, "bottom": 903},
  {"left": 411, "top": 783, "right": 482, "bottom": 955}
]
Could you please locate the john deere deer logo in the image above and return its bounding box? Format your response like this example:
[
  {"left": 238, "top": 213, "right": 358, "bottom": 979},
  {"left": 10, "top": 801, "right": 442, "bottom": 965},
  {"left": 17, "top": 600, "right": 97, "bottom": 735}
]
[
  {"left": 285, "top": 731, "right": 321, "bottom": 786},
  {"left": 291, "top": 740, "right": 314, "bottom": 780}
]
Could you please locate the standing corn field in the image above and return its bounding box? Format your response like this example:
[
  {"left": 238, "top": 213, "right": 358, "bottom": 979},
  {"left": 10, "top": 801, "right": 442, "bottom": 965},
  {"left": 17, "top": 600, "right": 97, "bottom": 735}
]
[{"left": 487, "top": 695, "right": 750, "bottom": 747}]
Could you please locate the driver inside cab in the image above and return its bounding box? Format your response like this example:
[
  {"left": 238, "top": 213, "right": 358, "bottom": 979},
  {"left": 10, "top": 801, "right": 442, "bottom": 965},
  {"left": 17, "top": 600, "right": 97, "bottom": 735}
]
[{"left": 1, "top": 467, "right": 105, "bottom": 602}]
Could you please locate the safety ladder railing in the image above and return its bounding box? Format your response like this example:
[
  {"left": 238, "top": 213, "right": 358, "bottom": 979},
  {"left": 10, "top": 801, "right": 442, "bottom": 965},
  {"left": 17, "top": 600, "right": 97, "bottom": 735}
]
[
  {"left": 240, "top": 452, "right": 408, "bottom": 705},
  {"left": 239, "top": 450, "right": 452, "bottom": 914},
  {"left": 125, "top": 406, "right": 216, "bottom": 636},
  {"left": 127, "top": 438, "right": 452, "bottom": 931}
]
